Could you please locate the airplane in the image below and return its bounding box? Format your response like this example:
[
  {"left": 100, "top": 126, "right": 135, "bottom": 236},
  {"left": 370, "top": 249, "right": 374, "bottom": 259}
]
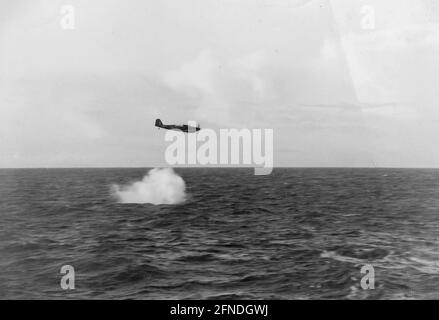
[{"left": 155, "top": 119, "right": 200, "bottom": 133}]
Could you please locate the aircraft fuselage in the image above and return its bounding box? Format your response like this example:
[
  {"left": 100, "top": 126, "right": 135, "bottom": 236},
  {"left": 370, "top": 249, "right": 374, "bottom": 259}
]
[{"left": 155, "top": 119, "right": 200, "bottom": 133}]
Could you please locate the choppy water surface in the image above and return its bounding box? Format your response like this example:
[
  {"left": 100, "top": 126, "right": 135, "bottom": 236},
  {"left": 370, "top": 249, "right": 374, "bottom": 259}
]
[{"left": 0, "top": 168, "right": 438, "bottom": 299}]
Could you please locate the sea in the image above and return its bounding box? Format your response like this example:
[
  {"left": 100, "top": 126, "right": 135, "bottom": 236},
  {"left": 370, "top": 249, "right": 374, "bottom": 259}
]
[{"left": 0, "top": 168, "right": 438, "bottom": 299}]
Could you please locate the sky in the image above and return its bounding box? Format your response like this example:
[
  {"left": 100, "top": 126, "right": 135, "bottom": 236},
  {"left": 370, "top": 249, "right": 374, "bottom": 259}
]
[{"left": 1, "top": 0, "right": 439, "bottom": 168}]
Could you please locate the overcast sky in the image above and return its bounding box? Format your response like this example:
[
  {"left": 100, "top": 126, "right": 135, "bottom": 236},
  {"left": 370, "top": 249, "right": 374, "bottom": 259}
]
[{"left": 1, "top": 0, "right": 439, "bottom": 167}]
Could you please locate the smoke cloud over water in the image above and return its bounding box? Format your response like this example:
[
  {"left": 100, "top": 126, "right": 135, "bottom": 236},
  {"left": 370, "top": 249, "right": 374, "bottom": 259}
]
[{"left": 112, "top": 168, "right": 186, "bottom": 205}]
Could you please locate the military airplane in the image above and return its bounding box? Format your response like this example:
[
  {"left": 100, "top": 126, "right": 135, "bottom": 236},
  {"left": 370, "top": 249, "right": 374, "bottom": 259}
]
[{"left": 155, "top": 119, "right": 200, "bottom": 133}]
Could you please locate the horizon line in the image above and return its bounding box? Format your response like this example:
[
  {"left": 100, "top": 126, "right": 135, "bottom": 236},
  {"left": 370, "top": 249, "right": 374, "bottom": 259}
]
[{"left": 1, "top": 166, "right": 439, "bottom": 170}]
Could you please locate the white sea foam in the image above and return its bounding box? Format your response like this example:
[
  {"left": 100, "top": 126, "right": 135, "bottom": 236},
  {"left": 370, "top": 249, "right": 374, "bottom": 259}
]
[{"left": 112, "top": 168, "right": 186, "bottom": 205}]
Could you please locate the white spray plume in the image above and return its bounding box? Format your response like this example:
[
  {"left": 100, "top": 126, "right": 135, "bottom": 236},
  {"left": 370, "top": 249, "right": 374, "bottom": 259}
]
[{"left": 112, "top": 168, "right": 186, "bottom": 205}]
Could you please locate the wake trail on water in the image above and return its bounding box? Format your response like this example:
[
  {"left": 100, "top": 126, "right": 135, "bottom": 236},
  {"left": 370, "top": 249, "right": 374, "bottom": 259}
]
[{"left": 112, "top": 168, "right": 186, "bottom": 205}]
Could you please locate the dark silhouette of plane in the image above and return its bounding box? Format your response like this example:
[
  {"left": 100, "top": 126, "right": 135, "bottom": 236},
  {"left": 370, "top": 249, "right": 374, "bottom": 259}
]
[{"left": 155, "top": 119, "right": 200, "bottom": 133}]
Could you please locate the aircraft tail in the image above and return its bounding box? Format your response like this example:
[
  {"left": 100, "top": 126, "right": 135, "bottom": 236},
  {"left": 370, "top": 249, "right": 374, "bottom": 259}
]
[{"left": 155, "top": 119, "right": 163, "bottom": 127}]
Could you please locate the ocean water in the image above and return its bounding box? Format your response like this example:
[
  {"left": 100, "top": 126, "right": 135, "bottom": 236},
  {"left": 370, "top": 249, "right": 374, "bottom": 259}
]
[{"left": 0, "top": 168, "right": 438, "bottom": 299}]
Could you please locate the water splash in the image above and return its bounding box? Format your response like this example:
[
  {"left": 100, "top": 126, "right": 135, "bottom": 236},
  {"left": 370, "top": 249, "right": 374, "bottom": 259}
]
[{"left": 112, "top": 168, "right": 186, "bottom": 205}]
